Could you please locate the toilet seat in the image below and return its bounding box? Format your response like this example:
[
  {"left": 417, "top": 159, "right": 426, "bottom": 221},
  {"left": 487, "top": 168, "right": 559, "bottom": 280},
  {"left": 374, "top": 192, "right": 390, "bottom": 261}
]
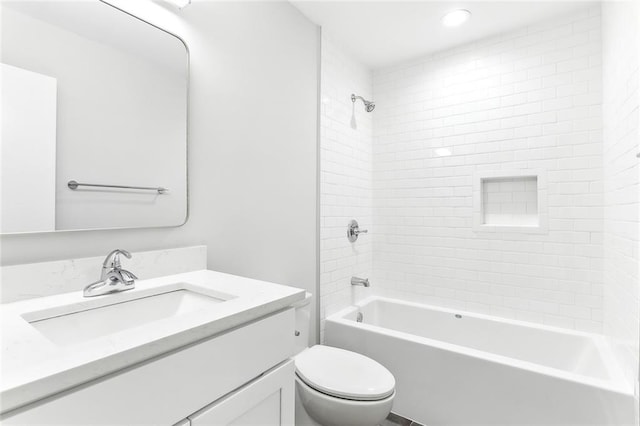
[{"left": 295, "top": 345, "right": 395, "bottom": 401}]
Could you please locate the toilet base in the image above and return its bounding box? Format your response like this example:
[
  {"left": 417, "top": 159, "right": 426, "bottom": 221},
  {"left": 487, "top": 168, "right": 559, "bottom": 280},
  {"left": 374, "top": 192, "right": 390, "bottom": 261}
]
[
  {"left": 294, "top": 375, "right": 394, "bottom": 426},
  {"left": 295, "top": 391, "right": 322, "bottom": 426}
]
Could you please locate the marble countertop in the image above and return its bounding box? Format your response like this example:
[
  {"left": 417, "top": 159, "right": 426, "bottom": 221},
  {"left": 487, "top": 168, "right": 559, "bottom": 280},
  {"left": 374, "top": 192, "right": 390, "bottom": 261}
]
[{"left": 0, "top": 269, "right": 305, "bottom": 414}]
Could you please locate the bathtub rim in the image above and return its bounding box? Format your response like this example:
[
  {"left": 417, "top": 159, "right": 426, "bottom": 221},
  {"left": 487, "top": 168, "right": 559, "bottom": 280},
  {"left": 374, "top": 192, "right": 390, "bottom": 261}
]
[{"left": 325, "top": 296, "right": 634, "bottom": 397}]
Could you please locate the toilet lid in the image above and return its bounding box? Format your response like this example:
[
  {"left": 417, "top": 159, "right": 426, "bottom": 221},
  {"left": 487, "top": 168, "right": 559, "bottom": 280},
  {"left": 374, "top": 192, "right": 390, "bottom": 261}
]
[{"left": 295, "top": 345, "right": 395, "bottom": 401}]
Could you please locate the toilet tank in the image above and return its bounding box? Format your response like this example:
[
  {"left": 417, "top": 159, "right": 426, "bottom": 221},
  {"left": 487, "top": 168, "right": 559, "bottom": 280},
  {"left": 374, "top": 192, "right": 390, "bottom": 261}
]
[{"left": 292, "top": 292, "right": 313, "bottom": 355}]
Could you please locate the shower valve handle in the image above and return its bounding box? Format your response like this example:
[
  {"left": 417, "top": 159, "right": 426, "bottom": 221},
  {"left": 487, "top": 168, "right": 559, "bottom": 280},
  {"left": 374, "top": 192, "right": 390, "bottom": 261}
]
[{"left": 347, "top": 220, "right": 368, "bottom": 242}]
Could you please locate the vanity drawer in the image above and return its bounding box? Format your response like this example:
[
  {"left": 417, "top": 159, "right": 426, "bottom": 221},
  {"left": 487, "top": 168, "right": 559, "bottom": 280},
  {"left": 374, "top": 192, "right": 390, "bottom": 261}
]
[
  {"left": 187, "top": 360, "right": 294, "bottom": 426},
  {"left": 2, "top": 308, "right": 294, "bottom": 426}
]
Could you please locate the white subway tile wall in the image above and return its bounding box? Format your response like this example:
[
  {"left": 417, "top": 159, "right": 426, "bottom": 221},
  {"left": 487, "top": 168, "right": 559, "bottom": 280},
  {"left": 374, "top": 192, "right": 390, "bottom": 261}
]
[
  {"left": 320, "top": 36, "right": 373, "bottom": 338},
  {"left": 482, "top": 176, "right": 539, "bottom": 226},
  {"left": 372, "top": 8, "right": 605, "bottom": 332},
  {"left": 602, "top": 1, "right": 640, "bottom": 385}
]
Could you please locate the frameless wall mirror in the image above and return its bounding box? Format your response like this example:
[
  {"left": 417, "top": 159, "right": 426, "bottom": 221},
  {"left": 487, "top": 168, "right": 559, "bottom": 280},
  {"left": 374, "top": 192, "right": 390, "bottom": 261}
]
[{"left": 0, "top": 0, "right": 188, "bottom": 234}]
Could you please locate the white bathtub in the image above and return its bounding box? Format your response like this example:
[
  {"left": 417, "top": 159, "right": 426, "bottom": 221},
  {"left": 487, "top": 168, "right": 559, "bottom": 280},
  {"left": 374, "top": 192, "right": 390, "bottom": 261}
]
[{"left": 325, "top": 296, "right": 637, "bottom": 426}]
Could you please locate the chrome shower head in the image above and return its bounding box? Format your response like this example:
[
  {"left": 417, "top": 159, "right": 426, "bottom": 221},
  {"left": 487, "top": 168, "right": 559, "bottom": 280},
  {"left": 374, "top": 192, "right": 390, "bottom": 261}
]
[{"left": 351, "top": 93, "right": 375, "bottom": 112}]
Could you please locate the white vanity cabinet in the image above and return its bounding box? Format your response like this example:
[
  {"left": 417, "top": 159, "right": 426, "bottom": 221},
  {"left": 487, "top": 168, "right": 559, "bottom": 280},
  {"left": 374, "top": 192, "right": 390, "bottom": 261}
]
[{"left": 2, "top": 309, "right": 295, "bottom": 426}]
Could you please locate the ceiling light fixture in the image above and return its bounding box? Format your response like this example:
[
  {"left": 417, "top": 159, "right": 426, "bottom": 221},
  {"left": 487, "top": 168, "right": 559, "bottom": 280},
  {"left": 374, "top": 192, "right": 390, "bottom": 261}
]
[
  {"left": 441, "top": 9, "right": 471, "bottom": 28},
  {"left": 161, "top": 0, "right": 191, "bottom": 9}
]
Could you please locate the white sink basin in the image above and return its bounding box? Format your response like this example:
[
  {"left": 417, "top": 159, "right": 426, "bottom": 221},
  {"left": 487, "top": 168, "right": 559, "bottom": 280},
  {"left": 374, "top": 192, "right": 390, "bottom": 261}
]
[{"left": 24, "top": 289, "right": 225, "bottom": 346}]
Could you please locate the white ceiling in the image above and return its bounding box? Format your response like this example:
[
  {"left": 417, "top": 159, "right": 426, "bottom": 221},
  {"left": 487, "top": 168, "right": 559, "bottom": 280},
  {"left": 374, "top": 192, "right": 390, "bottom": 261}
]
[{"left": 290, "top": 1, "right": 599, "bottom": 69}]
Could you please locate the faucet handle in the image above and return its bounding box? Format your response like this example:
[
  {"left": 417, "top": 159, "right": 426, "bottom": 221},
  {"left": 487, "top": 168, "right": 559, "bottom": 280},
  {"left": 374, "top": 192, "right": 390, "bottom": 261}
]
[
  {"left": 106, "top": 269, "right": 136, "bottom": 286},
  {"left": 120, "top": 269, "right": 138, "bottom": 282},
  {"left": 347, "top": 220, "right": 369, "bottom": 242}
]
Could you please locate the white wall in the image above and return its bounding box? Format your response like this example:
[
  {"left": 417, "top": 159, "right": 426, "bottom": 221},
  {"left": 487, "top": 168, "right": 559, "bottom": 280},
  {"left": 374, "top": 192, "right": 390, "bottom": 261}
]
[
  {"left": 1, "top": 64, "right": 57, "bottom": 233},
  {"left": 372, "top": 7, "right": 605, "bottom": 332},
  {"left": 0, "top": 1, "right": 320, "bottom": 343},
  {"left": 1, "top": 3, "right": 187, "bottom": 230},
  {"left": 602, "top": 0, "right": 640, "bottom": 387},
  {"left": 319, "top": 35, "right": 373, "bottom": 338}
]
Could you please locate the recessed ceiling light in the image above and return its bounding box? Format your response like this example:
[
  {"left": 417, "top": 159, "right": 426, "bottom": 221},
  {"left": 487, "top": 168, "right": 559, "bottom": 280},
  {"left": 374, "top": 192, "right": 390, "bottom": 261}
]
[{"left": 441, "top": 9, "right": 471, "bottom": 28}]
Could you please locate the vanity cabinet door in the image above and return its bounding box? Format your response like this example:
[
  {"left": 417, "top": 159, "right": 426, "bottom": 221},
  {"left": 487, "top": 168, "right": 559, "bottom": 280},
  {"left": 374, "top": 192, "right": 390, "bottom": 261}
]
[{"left": 189, "top": 360, "right": 294, "bottom": 426}]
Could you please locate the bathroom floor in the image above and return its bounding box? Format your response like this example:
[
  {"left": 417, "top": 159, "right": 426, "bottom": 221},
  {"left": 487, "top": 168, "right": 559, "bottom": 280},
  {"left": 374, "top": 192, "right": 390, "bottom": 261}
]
[{"left": 380, "top": 412, "right": 425, "bottom": 426}]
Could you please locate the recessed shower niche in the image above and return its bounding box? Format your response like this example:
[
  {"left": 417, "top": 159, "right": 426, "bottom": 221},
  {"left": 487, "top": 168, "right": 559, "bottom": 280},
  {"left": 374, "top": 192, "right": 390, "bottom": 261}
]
[
  {"left": 473, "top": 170, "right": 548, "bottom": 233},
  {"left": 483, "top": 176, "right": 538, "bottom": 225}
]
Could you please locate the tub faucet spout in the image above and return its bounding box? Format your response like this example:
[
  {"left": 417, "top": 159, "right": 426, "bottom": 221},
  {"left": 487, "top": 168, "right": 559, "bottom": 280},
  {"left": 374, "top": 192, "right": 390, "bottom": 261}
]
[{"left": 351, "top": 277, "right": 370, "bottom": 287}]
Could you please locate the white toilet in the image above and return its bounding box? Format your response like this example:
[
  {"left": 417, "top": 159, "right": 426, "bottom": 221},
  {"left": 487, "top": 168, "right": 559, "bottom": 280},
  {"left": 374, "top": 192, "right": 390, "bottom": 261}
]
[{"left": 292, "top": 294, "right": 396, "bottom": 426}]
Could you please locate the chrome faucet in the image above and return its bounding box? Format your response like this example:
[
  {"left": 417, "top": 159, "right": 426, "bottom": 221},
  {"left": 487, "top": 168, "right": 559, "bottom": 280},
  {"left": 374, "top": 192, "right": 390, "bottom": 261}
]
[
  {"left": 83, "top": 249, "right": 138, "bottom": 297},
  {"left": 351, "top": 276, "right": 370, "bottom": 287}
]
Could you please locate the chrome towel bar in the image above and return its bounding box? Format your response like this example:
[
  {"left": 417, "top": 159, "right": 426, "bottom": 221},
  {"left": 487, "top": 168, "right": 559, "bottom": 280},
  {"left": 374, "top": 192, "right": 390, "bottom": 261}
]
[{"left": 67, "top": 180, "right": 168, "bottom": 194}]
